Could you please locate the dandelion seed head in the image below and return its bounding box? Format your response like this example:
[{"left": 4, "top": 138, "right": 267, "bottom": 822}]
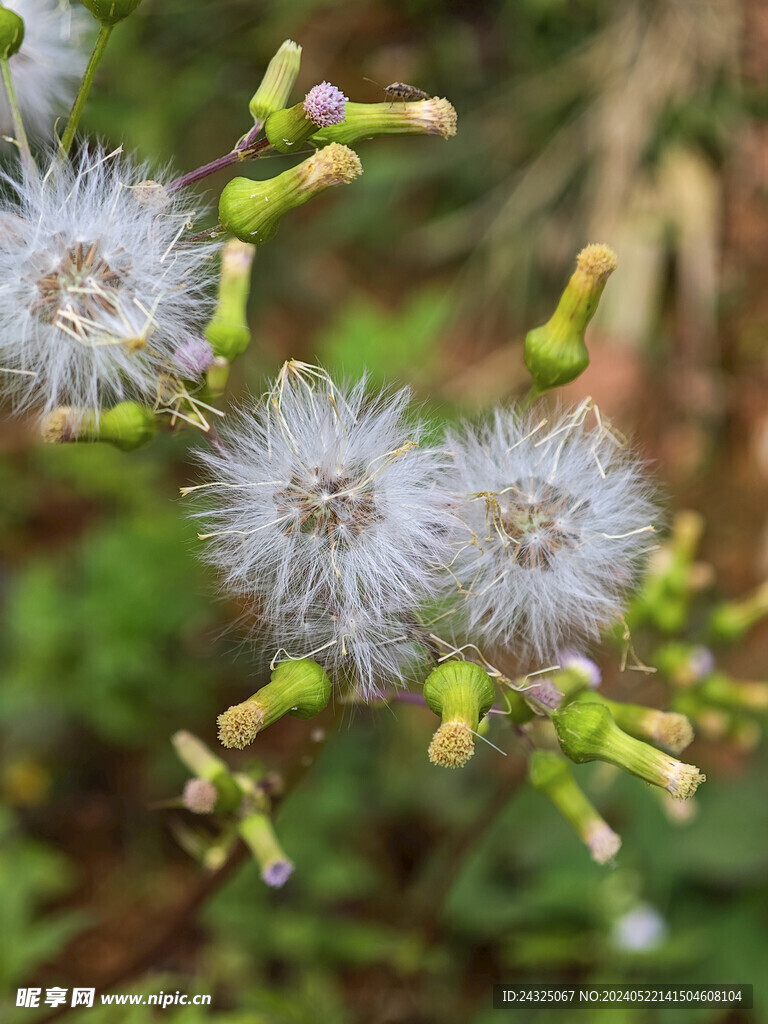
[
  {"left": 0, "top": 0, "right": 89, "bottom": 139},
  {"left": 0, "top": 148, "right": 217, "bottom": 416},
  {"left": 192, "top": 367, "right": 453, "bottom": 697},
  {"left": 446, "top": 405, "right": 656, "bottom": 662}
]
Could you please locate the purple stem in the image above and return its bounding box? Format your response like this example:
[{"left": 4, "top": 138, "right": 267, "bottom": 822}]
[{"left": 168, "top": 134, "right": 271, "bottom": 194}]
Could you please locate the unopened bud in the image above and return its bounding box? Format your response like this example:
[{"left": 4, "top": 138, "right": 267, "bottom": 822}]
[
  {"left": 423, "top": 661, "right": 495, "bottom": 768},
  {"left": 219, "top": 143, "right": 362, "bottom": 245},
  {"left": 552, "top": 701, "right": 705, "bottom": 799},
  {"left": 205, "top": 240, "right": 255, "bottom": 361},
  {"left": 0, "top": 7, "right": 24, "bottom": 58},
  {"left": 698, "top": 673, "right": 768, "bottom": 713},
  {"left": 524, "top": 244, "right": 617, "bottom": 392},
  {"left": 41, "top": 402, "right": 157, "bottom": 452},
  {"left": 238, "top": 812, "right": 294, "bottom": 887},
  {"left": 174, "top": 337, "right": 214, "bottom": 379},
  {"left": 655, "top": 643, "right": 714, "bottom": 687},
  {"left": 266, "top": 81, "right": 346, "bottom": 153},
  {"left": 249, "top": 40, "right": 302, "bottom": 125},
  {"left": 218, "top": 659, "right": 332, "bottom": 749},
  {"left": 577, "top": 693, "right": 694, "bottom": 754},
  {"left": 529, "top": 750, "right": 621, "bottom": 864},
  {"left": 172, "top": 731, "right": 242, "bottom": 813},
  {"left": 81, "top": 0, "right": 142, "bottom": 25},
  {"left": 312, "top": 97, "right": 457, "bottom": 146},
  {"left": 182, "top": 778, "right": 218, "bottom": 815},
  {"left": 709, "top": 581, "right": 768, "bottom": 643}
]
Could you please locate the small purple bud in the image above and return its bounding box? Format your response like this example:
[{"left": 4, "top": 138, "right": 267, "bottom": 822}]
[
  {"left": 527, "top": 678, "right": 563, "bottom": 710},
  {"left": 558, "top": 650, "right": 602, "bottom": 689},
  {"left": 182, "top": 777, "right": 218, "bottom": 815},
  {"left": 175, "top": 337, "right": 214, "bottom": 378},
  {"left": 689, "top": 646, "right": 715, "bottom": 681},
  {"left": 262, "top": 859, "right": 294, "bottom": 888},
  {"left": 303, "top": 81, "right": 347, "bottom": 127}
]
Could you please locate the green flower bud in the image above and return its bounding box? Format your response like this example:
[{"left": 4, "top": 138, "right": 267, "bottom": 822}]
[
  {"left": 529, "top": 750, "right": 621, "bottom": 864},
  {"left": 238, "top": 812, "right": 294, "bottom": 887},
  {"left": 265, "top": 81, "right": 347, "bottom": 154},
  {"left": 218, "top": 658, "right": 332, "bottom": 749},
  {"left": 81, "top": 0, "right": 142, "bottom": 26},
  {"left": 172, "top": 730, "right": 243, "bottom": 814},
  {"left": 524, "top": 243, "right": 617, "bottom": 392},
  {"left": 40, "top": 402, "right": 157, "bottom": 451},
  {"left": 423, "top": 661, "right": 495, "bottom": 768},
  {"left": 708, "top": 581, "right": 768, "bottom": 644},
  {"left": 698, "top": 673, "right": 768, "bottom": 714},
  {"left": 631, "top": 511, "right": 706, "bottom": 633},
  {"left": 205, "top": 239, "right": 255, "bottom": 361},
  {"left": 249, "top": 40, "right": 302, "bottom": 125},
  {"left": 0, "top": 6, "right": 24, "bottom": 58},
  {"left": 312, "top": 97, "right": 457, "bottom": 147},
  {"left": 576, "top": 693, "right": 694, "bottom": 755},
  {"left": 552, "top": 701, "right": 705, "bottom": 799},
  {"left": 219, "top": 142, "right": 363, "bottom": 245}
]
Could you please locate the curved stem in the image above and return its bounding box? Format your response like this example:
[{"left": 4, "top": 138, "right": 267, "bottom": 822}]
[
  {"left": 0, "top": 56, "right": 34, "bottom": 177},
  {"left": 167, "top": 136, "right": 272, "bottom": 194},
  {"left": 60, "top": 24, "right": 113, "bottom": 156}
]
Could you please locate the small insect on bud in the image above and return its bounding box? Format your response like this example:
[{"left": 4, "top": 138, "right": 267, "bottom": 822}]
[
  {"left": 204, "top": 240, "right": 255, "bottom": 361},
  {"left": 219, "top": 143, "right": 363, "bottom": 245},
  {"left": 238, "top": 812, "right": 294, "bottom": 888},
  {"left": 0, "top": 7, "right": 24, "bottom": 58},
  {"left": 552, "top": 701, "right": 705, "bottom": 800},
  {"left": 529, "top": 750, "right": 620, "bottom": 865},
  {"left": 524, "top": 243, "right": 617, "bottom": 393},
  {"left": 172, "top": 731, "right": 243, "bottom": 814},
  {"left": 40, "top": 402, "right": 158, "bottom": 452},
  {"left": 312, "top": 96, "right": 457, "bottom": 147},
  {"left": 217, "top": 659, "right": 332, "bottom": 750},
  {"left": 423, "top": 661, "right": 496, "bottom": 769},
  {"left": 577, "top": 693, "right": 695, "bottom": 755},
  {"left": 265, "top": 81, "right": 347, "bottom": 154},
  {"left": 81, "top": 0, "right": 142, "bottom": 26},
  {"left": 182, "top": 778, "right": 218, "bottom": 815},
  {"left": 249, "top": 40, "right": 303, "bottom": 126},
  {"left": 174, "top": 337, "right": 214, "bottom": 379},
  {"left": 708, "top": 580, "right": 768, "bottom": 644}
]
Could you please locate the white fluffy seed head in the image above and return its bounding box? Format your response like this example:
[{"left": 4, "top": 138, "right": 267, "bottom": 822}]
[
  {"left": 0, "top": 148, "right": 217, "bottom": 416},
  {"left": 445, "top": 403, "right": 656, "bottom": 663},
  {"left": 191, "top": 364, "right": 453, "bottom": 698},
  {"left": 0, "top": 0, "right": 88, "bottom": 139}
]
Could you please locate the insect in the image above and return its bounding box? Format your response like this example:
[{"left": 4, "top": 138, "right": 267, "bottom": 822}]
[{"left": 363, "top": 78, "right": 432, "bottom": 103}]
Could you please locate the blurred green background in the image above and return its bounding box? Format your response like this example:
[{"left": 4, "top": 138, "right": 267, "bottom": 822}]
[{"left": 2, "top": 0, "right": 768, "bottom": 1021}]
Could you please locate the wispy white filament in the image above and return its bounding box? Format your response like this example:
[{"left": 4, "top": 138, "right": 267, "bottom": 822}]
[
  {"left": 0, "top": 148, "right": 217, "bottom": 415},
  {"left": 445, "top": 402, "right": 656, "bottom": 662},
  {"left": 192, "top": 365, "right": 453, "bottom": 697}
]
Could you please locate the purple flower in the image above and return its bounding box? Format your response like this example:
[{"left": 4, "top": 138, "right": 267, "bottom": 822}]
[
  {"left": 175, "top": 337, "right": 214, "bottom": 378},
  {"left": 262, "top": 859, "right": 294, "bottom": 888},
  {"left": 303, "top": 81, "right": 347, "bottom": 127}
]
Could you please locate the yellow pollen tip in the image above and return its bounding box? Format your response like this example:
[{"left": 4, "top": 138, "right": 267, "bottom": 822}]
[
  {"left": 123, "top": 336, "right": 147, "bottom": 354},
  {"left": 666, "top": 762, "right": 706, "bottom": 800},
  {"left": 576, "top": 242, "right": 618, "bottom": 282},
  {"left": 655, "top": 713, "right": 695, "bottom": 754},
  {"left": 425, "top": 97, "right": 458, "bottom": 138},
  {"left": 217, "top": 701, "right": 265, "bottom": 749},
  {"left": 304, "top": 143, "right": 363, "bottom": 188},
  {"left": 41, "top": 408, "right": 76, "bottom": 444},
  {"left": 428, "top": 720, "right": 475, "bottom": 768}
]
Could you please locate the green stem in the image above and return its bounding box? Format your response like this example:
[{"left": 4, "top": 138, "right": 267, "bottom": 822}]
[
  {"left": 60, "top": 24, "right": 113, "bottom": 155},
  {"left": 0, "top": 56, "right": 34, "bottom": 177},
  {"left": 518, "top": 383, "right": 541, "bottom": 413}
]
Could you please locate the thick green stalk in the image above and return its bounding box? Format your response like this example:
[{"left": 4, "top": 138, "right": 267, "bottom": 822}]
[{"left": 0, "top": 56, "right": 33, "bottom": 176}]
